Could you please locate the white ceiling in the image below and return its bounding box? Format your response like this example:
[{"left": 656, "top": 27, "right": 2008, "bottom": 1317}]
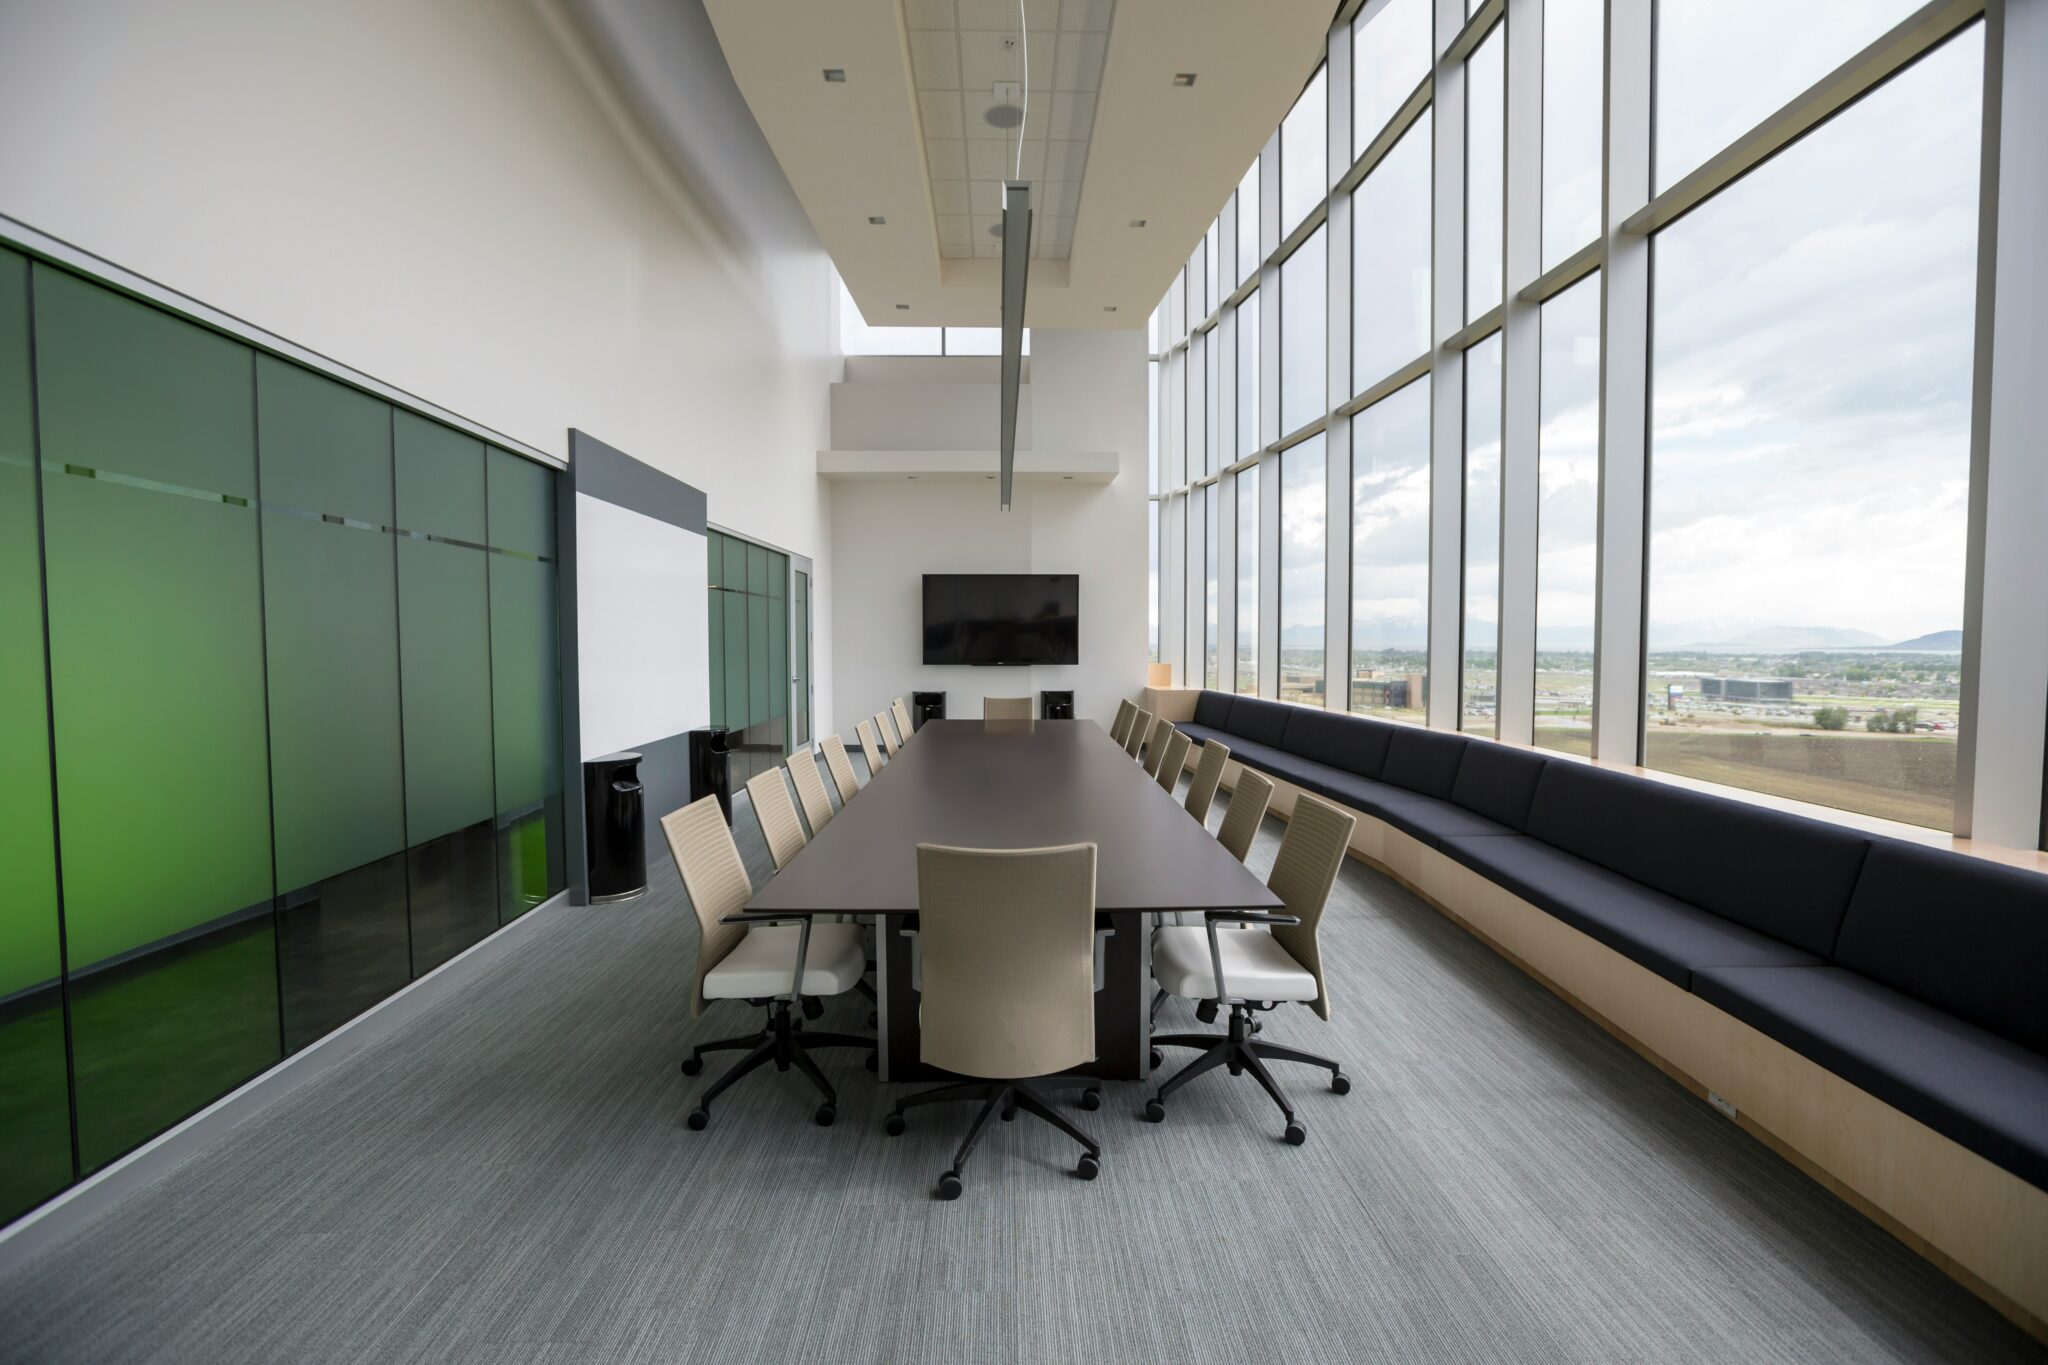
[{"left": 701, "top": 0, "right": 1333, "bottom": 329}]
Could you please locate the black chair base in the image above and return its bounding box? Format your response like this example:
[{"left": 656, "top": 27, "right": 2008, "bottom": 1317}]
[
  {"left": 682, "top": 998, "right": 876, "bottom": 1130},
  {"left": 884, "top": 1076, "right": 1102, "bottom": 1198},
  {"left": 1146, "top": 1003, "right": 1349, "bottom": 1144}
]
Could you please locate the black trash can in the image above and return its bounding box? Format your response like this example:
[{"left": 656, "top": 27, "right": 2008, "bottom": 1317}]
[
  {"left": 912, "top": 691, "right": 947, "bottom": 731},
  {"left": 584, "top": 751, "right": 647, "bottom": 903},
  {"left": 1039, "top": 689, "right": 1075, "bottom": 721},
  {"left": 688, "top": 726, "right": 735, "bottom": 824}
]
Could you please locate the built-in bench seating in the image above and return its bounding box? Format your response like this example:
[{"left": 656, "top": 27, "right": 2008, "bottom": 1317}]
[{"left": 1174, "top": 690, "right": 2048, "bottom": 1195}]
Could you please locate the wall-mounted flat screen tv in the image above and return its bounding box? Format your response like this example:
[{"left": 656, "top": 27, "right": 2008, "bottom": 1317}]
[{"left": 922, "top": 573, "right": 1079, "bottom": 666}]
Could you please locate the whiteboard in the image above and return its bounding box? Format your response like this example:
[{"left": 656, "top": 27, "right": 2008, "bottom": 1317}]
[{"left": 575, "top": 492, "right": 709, "bottom": 759}]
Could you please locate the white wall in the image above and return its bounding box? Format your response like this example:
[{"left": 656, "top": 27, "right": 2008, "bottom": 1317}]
[
  {"left": 829, "top": 328, "right": 1149, "bottom": 731},
  {"left": 0, "top": 0, "right": 836, "bottom": 731}
]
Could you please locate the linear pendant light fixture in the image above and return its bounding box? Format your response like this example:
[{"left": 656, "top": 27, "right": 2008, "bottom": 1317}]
[{"left": 998, "top": 179, "right": 1031, "bottom": 511}]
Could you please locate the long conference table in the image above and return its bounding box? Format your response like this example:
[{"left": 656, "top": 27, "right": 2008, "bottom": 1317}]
[{"left": 744, "top": 718, "right": 1283, "bottom": 1080}]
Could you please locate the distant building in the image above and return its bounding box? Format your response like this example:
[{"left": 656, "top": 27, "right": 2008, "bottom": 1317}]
[
  {"left": 1352, "top": 672, "right": 1424, "bottom": 709},
  {"left": 1699, "top": 676, "right": 1796, "bottom": 702}
]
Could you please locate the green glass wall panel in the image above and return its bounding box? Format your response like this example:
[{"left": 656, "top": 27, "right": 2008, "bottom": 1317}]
[
  {"left": 722, "top": 593, "right": 747, "bottom": 736},
  {"left": 487, "top": 447, "right": 554, "bottom": 559},
  {"left": 488, "top": 444, "right": 564, "bottom": 918},
  {"left": 768, "top": 596, "right": 788, "bottom": 723},
  {"left": 394, "top": 412, "right": 485, "bottom": 542},
  {"left": 255, "top": 357, "right": 392, "bottom": 523},
  {"left": 396, "top": 537, "right": 495, "bottom": 844},
  {"left": 747, "top": 542, "right": 768, "bottom": 596},
  {"left": 34, "top": 263, "right": 280, "bottom": 1173},
  {"left": 0, "top": 248, "right": 73, "bottom": 1219},
  {"left": 708, "top": 579, "right": 725, "bottom": 728},
  {"left": 748, "top": 593, "right": 769, "bottom": 728},
  {"left": 724, "top": 537, "right": 747, "bottom": 595},
  {"left": 707, "top": 531, "right": 725, "bottom": 589}
]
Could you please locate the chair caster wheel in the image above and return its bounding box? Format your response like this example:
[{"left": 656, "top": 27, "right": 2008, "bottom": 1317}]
[
  {"left": 1001, "top": 1104, "right": 1018, "bottom": 1122},
  {"left": 1079, "top": 1087, "right": 1101, "bottom": 1112},
  {"left": 1331, "top": 1073, "right": 1351, "bottom": 1095},
  {"left": 1195, "top": 1002, "right": 1219, "bottom": 1025},
  {"left": 1149, "top": 1049, "right": 1163, "bottom": 1070},
  {"left": 680, "top": 1056, "right": 702, "bottom": 1076},
  {"left": 936, "top": 1170, "right": 964, "bottom": 1201},
  {"left": 1284, "top": 1120, "right": 1307, "bottom": 1146},
  {"left": 686, "top": 1107, "right": 709, "bottom": 1131},
  {"left": 865, "top": 1052, "right": 878, "bottom": 1072},
  {"left": 884, "top": 1112, "right": 906, "bottom": 1137},
  {"left": 1142, "top": 1099, "right": 1166, "bottom": 1124},
  {"left": 814, "top": 1103, "right": 836, "bottom": 1128},
  {"left": 1075, "top": 1154, "right": 1100, "bottom": 1181}
]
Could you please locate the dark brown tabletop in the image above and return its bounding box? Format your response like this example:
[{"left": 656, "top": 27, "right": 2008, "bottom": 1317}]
[{"left": 744, "top": 718, "right": 1282, "bottom": 916}]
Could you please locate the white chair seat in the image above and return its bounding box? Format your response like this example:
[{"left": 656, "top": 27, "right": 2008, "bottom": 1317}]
[
  {"left": 1151, "top": 925, "right": 1317, "bottom": 1002},
  {"left": 704, "top": 923, "right": 867, "bottom": 1000}
]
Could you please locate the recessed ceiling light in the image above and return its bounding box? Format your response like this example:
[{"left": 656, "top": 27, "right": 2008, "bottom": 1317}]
[
  {"left": 907, "top": 475, "right": 919, "bottom": 480},
  {"left": 1103, "top": 305, "right": 1118, "bottom": 312},
  {"left": 895, "top": 303, "right": 910, "bottom": 310},
  {"left": 1172, "top": 73, "right": 1197, "bottom": 87},
  {"left": 868, "top": 215, "right": 886, "bottom": 225},
  {"left": 984, "top": 103, "right": 1024, "bottom": 130},
  {"left": 823, "top": 68, "right": 846, "bottom": 82},
  {"left": 1129, "top": 219, "right": 1147, "bottom": 228},
  {"left": 1062, "top": 475, "right": 1074, "bottom": 480}
]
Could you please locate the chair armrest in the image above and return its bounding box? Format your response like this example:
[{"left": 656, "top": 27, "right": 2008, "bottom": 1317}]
[
  {"left": 720, "top": 913, "right": 807, "bottom": 926},
  {"left": 1204, "top": 909, "right": 1300, "bottom": 927},
  {"left": 719, "top": 914, "right": 814, "bottom": 999}
]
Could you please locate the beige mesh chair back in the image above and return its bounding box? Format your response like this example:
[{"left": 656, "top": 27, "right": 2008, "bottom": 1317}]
[
  {"left": 916, "top": 843, "right": 1099, "bottom": 1079},
  {"left": 1185, "top": 740, "right": 1229, "bottom": 824},
  {"left": 1141, "top": 716, "right": 1176, "bottom": 777},
  {"left": 892, "top": 697, "right": 915, "bottom": 741},
  {"left": 1216, "top": 768, "right": 1274, "bottom": 863},
  {"left": 1108, "top": 698, "right": 1137, "bottom": 747},
  {"left": 875, "top": 710, "right": 902, "bottom": 757},
  {"left": 820, "top": 733, "right": 861, "bottom": 804},
  {"left": 1153, "top": 729, "right": 1192, "bottom": 793},
  {"left": 786, "top": 751, "right": 834, "bottom": 836},
  {"left": 983, "top": 696, "right": 1032, "bottom": 721},
  {"left": 661, "top": 795, "right": 753, "bottom": 1019},
  {"left": 1265, "top": 795, "right": 1356, "bottom": 1020},
  {"left": 745, "top": 768, "right": 808, "bottom": 871},
  {"left": 1123, "top": 708, "right": 1152, "bottom": 759},
  {"left": 855, "top": 719, "right": 886, "bottom": 774}
]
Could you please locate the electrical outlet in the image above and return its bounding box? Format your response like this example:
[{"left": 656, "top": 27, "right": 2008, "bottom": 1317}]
[{"left": 1707, "top": 1091, "right": 1738, "bottom": 1121}]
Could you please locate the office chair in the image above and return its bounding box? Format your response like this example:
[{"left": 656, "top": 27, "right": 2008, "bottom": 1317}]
[
  {"left": 984, "top": 696, "right": 1033, "bottom": 721},
  {"left": 884, "top": 842, "right": 1104, "bottom": 1198},
  {"left": 786, "top": 749, "right": 835, "bottom": 836},
  {"left": 820, "top": 734, "right": 861, "bottom": 804},
  {"left": 1141, "top": 716, "right": 1176, "bottom": 778},
  {"left": 1146, "top": 793, "right": 1356, "bottom": 1144},
  {"left": 662, "top": 796, "right": 875, "bottom": 1130},
  {"left": 1152, "top": 729, "right": 1192, "bottom": 793},
  {"left": 1184, "top": 740, "right": 1229, "bottom": 825},
  {"left": 875, "top": 709, "right": 902, "bottom": 758},
  {"left": 745, "top": 768, "right": 807, "bottom": 872},
  {"left": 1123, "top": 708, "right": 1152, "bottom": 760},
  {"left": 892, "top": 696, "right": 915, "bottom": 741},
  {"left": 1216, "top": 768, "right": 1274, "bottom": 863},
  {"left": 1108, "top": 698, "right": 1137, "bottom": 747},
  {"left": 855, "top": 719, "right": 886, "bottom": 776}
]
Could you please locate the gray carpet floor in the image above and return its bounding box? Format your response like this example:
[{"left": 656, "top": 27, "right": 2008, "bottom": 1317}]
[{"left": 0, "top": 758, "right": 2039, "bottom": 1364}]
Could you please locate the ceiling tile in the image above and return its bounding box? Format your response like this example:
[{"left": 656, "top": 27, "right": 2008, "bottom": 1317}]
[
  {"left": 937, "top": 214, "right": 974, "bottom": 252},
  {"left": 1038, "top": 179, "right": 1079, "bottom": 216},
  {"left": 1043, "top": 138, "right": 1089, "bottom": 179},
  {"left": 902, "top": 0, "right": 956, "bottom": 29},
  {"left": 1047, "top": 90, "right": 1094, "bottom": 140},
  {"left": 907, "top": 30, "right": 960, "bottom": 87},
  {"left": 956, "top": 0, "right": 1057, "bottom": 31},
  {"left": 1057, "top": 0, "right": 1112, "bottom": 32},
  {"left": 1036, "top": 215, "right": 1075, "bottom": 258},
  {"left": 1052, "top": 31, "right": 1105, "bottom": 91},
  {"left": 925, "top": 138, "right": 969, "bottom": 179},
  {"left": 917, "top": 89, "right": 965, "bottom": 139},
  {"left": 966, "top": 137, "right": 1045, "bottom": 181},
  {"left": 931, "top": 180, "right": 972, "bottom": 215},
  {"left": 958, "top": 29, "right": 1052, "bottom": 92},
  {"left": 962, "top": 89, "right": 1017, "bottom": 139}
]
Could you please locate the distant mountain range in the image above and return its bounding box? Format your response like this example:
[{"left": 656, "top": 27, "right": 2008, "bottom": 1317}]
[
  {"left": 1880, "top": 629, "right": 1963, "bottom": 652},
  {"left": 1689, "top": 626, "right": 1887, "bottom": 651},
  {"left": 1273, "top": 621, "right": 1961, "bottom": 653}
]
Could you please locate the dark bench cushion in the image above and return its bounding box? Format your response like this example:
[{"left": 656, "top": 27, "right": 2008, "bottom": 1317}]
[
  {"left": 1524, "top": 762, "right": 1869, "bottom": 960},
  {"left": 1174, "top": 721, "right": 1233, "bottom": 751},
  {"left": 1226, "top": 696, "right": 1292, "bottom": 749},
  {"left": 1381, "top": 727, "right": 1469, "bottom": 801},
  {"left": 1696, "top": 965, "right": 2048, "bottom": 1191},
  {"left": 1833, "top": 841, "right": 2048, "bottom": 1056},
  {"left": 1450, "top": 741, "right": 1549, "bottom": 831},
  {"left": 1444, "top": 835, "right": 1822, "bottom": 987},
  {"left": 1191, "top": 691, "right": 1233, "bottom": 729},
  {"left": 1279, "top": 707, "right": 1395, "bottom": 780}
]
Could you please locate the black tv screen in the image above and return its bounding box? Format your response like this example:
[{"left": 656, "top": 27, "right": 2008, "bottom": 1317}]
[{"left": 922, "top": 574, "right": 1079, "bottom": 666}]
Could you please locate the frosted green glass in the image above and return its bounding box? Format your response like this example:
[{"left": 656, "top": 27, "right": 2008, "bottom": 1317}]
[
  {"left": 723, "top": 536, "right": 746, "bottom": 594},
  {"left": 394, "top": 412, "right": 485, "bottom": 542},
  {"left": 0, "top": 248, "right": 74, "bottom": 1217},
  {"left": 707, "top": 532, "right": 726, "bottom": 589},
  {"left": 397, "top": 537, "right": 494, "bottom": 845},
  {"left": 748, "top": 543, "right": 768, "bottom": 596},
  {"left": 487, "top": 447, "right": 554, "bottom": 558},
  {"left": 768, "top": 596, "right": 788, "bottom": 724},
  {"left": 708, "top": 584, "right": 725, "bottom": 728},
  {"left": 748, "top": 594, "right": 769, "bottom": 728},
  {"left": 35, "top": 263, "right": 280, "bottom": 1173},
  {"left": 723, "top": 593, "right": 747, "bottom": 736},
  {"left": 490, "top": 550, "right": 562, "bottom": 918},
  {"left": 257, "top": 364, "right": 404, "bottom": 891}
]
